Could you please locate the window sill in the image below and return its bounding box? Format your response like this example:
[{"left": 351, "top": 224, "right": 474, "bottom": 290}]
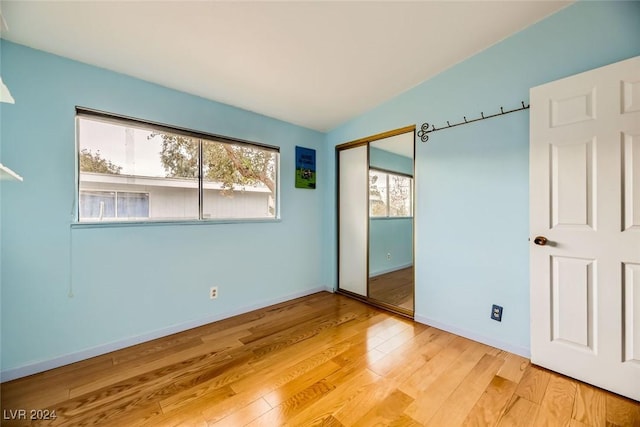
[
  {"left": 370, "top": 216, "right": 413, "bottom": 221},
  {"left": 71, "top": 218, "right": 282, "bottom": 229}
]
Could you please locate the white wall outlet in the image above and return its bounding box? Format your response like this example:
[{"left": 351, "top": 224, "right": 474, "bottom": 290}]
[{"left": 209, "top": 286, "right": 218, "bottom": 300}]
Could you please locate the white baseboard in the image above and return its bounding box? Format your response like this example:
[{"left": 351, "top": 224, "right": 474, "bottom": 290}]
[
  {"left": 414, "top": 314, "right": 530, "bottom": 358},
  {"left": 1, "top": 286, "right": 329, "bottom": 383},
  {"left": 369, "top": 263, "right": 413, "bottom": 278}
]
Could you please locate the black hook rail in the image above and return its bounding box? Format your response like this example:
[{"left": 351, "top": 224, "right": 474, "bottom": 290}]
[{"left": 417, "top": 101, "right": 530, "bottom": 142}]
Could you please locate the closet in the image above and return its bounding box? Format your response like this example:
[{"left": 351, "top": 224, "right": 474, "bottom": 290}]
[{"left": 336, "top": 126, "right": 415, "bottom": 317}]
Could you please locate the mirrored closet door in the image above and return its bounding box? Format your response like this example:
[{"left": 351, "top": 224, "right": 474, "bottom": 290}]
[{"left": 337, "top": 126, "right": 415, "bottom": 317}]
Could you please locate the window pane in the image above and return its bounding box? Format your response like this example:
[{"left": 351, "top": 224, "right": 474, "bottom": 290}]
[
  {"left": 77, "top": 112, "right": 280, "bottom": 223},
  {"left": 117, "top": 192, "right": 149, "bottom": 219},
  {"left": 201, "top": 139, "right": 278, "bottom": 219},
  {"left": 369, "top": 170, "right": 388, "bottom": 217},
  {"left": 389, "top": 175, "right": 412, "bottom": 217},
  {"left": 79, "top": 191, "right": 116, "bottom": 220},
  {"left": 78, "top": 117, "right": 199, "bottom": 221}
]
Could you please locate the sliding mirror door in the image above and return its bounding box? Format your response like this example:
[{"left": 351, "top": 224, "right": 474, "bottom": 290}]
[
  {"left": 368, "top": 132, "right": 415, "bottom": 314},
  {"left": 337, "top": 126, "right": 415, "bottom": 317}
]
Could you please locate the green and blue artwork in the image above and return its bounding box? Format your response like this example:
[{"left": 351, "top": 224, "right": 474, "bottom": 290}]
[{"left": 295, "top": 146, "right": 316, "bottom": 189}]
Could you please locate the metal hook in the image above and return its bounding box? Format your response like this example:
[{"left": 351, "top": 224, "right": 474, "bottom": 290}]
[
  {"left": 447, "top": 121, "right": 451, "bottom": 127},
  {"left": 500, "top": 107, "right": 504, "bottom": 114},
  {"left": 464, "top": 116, "right": 467, "bottom": 123},
  {"left": 481, "top": 112, "right": 484, "bottom": 118},
  {"left": 521, "top": 101, "right": 525, "bottom": 109}
]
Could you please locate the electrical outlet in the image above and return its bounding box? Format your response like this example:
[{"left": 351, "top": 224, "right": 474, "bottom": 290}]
[
  {"left": 491, "top": 304, "right": 503, "bottom": 322},
  {"left": 210, "top": 286, "right": 218, "bottom": 300},
  {"left": 387, "top": 253, "right": 392, "bottom": 260}
]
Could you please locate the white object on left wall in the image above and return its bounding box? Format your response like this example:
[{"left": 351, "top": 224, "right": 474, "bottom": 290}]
[
  {"left": 0, "top": 76, "right": 15, "bottom": 104},
  {"left": 0, "top": 29, "right": 21, "bottom": 179},
  {"left": 0, "top": 163, "right": 23, "bottom": 181},
  {"left": 0, "top": 78, "right": 21, "bottom": 181}
]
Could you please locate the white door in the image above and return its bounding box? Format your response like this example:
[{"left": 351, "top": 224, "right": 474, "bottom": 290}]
[{"left": 530, "top": 56, "right": 640, "bottom": 401}]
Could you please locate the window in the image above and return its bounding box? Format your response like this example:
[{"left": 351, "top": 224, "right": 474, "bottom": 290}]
[
  {"left": 76, "top": 109, "right": 279, "bottom": 223},
  {"left": 79, "top": 191, "right": 149, "bottom": 220},
  {"left": 369, "top": 169, "right": 413, "bottom": 217}
]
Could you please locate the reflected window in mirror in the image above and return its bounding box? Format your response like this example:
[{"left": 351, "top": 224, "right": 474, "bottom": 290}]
[{"left": 369, "top": 169, "right": 413, "bottom": 218}]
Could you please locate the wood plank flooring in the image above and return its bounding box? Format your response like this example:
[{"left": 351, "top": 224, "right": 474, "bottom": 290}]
[
  {"left": 1, "top": 292, "right": 638, "bottom": 426},
  {"left": 368, "top": 266, "right": 414, "bottom": 311}
]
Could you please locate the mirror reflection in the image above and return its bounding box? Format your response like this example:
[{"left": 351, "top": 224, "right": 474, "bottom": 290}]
[{"left": 368, "top": 132, "right": 414, "bottom": 313}]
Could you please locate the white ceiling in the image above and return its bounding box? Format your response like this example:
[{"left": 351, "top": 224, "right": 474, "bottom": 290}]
[{"left": 0, "top": 1, "right": 572, "bottom": 132}]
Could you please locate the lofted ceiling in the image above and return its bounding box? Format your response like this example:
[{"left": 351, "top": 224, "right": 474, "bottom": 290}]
[{"left": 0, "top": 1, "right": 572, "bottom": 132}]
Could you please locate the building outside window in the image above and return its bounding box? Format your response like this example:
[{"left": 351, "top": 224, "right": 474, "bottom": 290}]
[{"left": 79, "top": 190, "right": 150, "bottom": 220}]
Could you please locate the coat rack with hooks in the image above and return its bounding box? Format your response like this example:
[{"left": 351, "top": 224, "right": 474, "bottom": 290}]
[{"left": 417, "top": 101, "right": 530, "bottom": 142}]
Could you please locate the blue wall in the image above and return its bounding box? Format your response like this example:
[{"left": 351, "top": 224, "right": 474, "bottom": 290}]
[
  {"left": 369, "top": 147, "right": 413, "bottom": 176},
  {"left": 325, "top": 1, "right": 640, "bottom": 355},
  {"left": 369, "top": 218, "right": 413, "bottom": 277},
  {"left": 0, "top": 40, "right": 326, "bottom": 376}
]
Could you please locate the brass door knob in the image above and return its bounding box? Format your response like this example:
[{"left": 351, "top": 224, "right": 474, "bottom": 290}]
[{"left": 533, "top": 236, "right": 548, "bottom": 246}]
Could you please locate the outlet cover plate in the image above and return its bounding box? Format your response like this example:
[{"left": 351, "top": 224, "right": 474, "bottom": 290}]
[{"left": 491, "top": 304, "right": 503, "bottom": 322}]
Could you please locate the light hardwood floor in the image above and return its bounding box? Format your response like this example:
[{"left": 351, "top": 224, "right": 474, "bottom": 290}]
[
  {"left": 1, "top": 292, "right": 638, "bottom": 426},
  {"left": 369, "top": 266, "right": 414, "bottom": 311}
]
